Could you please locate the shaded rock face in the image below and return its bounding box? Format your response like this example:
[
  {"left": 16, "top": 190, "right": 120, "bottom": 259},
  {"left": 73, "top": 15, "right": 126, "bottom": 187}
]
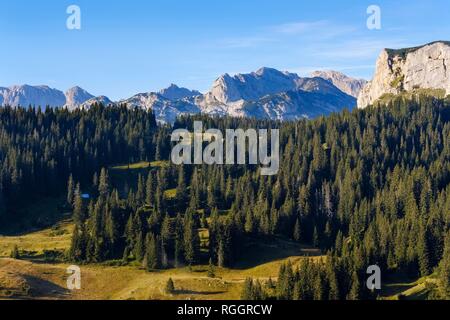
[
  {"left": 358, "top": 41, "right": 450, "bottom": 108},
  {"left": 311, "top": 70, "right": 367, "bottom": 98}
]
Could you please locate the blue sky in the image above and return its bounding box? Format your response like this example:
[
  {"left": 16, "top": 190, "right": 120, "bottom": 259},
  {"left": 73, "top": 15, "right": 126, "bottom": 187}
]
[{"left": 1, "top": 0, "right": 450, "bottom": 100}]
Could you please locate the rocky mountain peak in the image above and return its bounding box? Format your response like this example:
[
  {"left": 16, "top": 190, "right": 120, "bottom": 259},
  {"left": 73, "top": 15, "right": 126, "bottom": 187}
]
[
  {"left": 65, "top": 86, "right": 94, "bottom": 108},
  {"left": 358, "top": 41, "right": 450, "bottom": 108},
  {"left": 1, "top": 67, "right": 360, "bottom": 123},
  {"left": 209, "top": 67, "right": 302, "bottom": 104},
  {"left": 0, "top": 85, "right": 66, "bottom": 108},
  {"left": 158, "top": 84, "right": 201, "bottom": 101},
  {"left": 311, "top": 70, "right": 367, "bottom": 98}
]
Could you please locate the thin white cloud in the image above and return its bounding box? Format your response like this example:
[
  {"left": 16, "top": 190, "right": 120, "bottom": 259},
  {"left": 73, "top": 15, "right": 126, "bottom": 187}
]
[
  {"left": 219, "top": 36, "right": 276, "bottom": 49},
  {"left": 271, "top": 20, "right": 328, "bottom": 34},
  {"left": 215, "top": 20, "right": 358, "bottom": 49}
]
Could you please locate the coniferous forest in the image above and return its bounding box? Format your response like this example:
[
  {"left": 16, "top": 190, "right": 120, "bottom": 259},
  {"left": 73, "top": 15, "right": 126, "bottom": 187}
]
[{"left": 1, "top": 95, "right": 450, "bottom": 300}]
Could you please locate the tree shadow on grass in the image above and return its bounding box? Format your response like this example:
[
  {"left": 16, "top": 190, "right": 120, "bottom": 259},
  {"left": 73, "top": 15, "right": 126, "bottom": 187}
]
[
  {"left": 22, "top": 275, "right": 70, "bottom": 299},
  {"left": 174, "top": 289, "right": 227, "bottom": 296},
  {"left": 232, "top": 236, "right": 322, "bottom": 270}
]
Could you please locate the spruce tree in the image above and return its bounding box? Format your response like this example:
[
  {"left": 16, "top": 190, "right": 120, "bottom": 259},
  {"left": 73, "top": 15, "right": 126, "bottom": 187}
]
[
  {"left": 145, "top": 233, "right": 160, "bottom": 271},
  {"left": 313, "top": 226, "right": 320, "bottom": 248},
  {"left": 242, "top": 278, "right": 255, "bottom": 300},
  {"left": 98, "top": 168, "right": 110, "bottom": 199},
  {"left": 67, "top": 174, "right": 75, "bottom": 207},
  {"left": 184, "top": 212, "right": 200, "bottom": 266},
  {"left": 165, "top": 278, "right": 175, "bottom": 294},
  {"left": 207, "top": 258, "right": 215, "bottom": 278},
  {"left": 439, "top": 232, "right": 450, "bottom": 299},
  {"left": 136, "top": 174, "right": 145, "bottom": 206},
  {"left": 10, "top": 245, "right": 20, "bottom": 259},
  {"left": 73, "top": 183, "right": 85, "bottom": 224},
  {"left": 293, "top": 218, "right": 301, "bottom": 242},
  {"left": 175, "top": 166, "right": 189, "bottom": 210},
  {"left": 160, "top": 214, "right": 171, "bottom": 268},
  {"left": 418, "top": 225, "right": 431, "bottom": 277},
  {"left": 146, "top": 171, "right": 155, "bottom": 206},
  {"left": 348, "top": 272, "right": 361, "bottom": 300},
  {"left": 135, "top": 231, "right": 145, "bottom": 262}
]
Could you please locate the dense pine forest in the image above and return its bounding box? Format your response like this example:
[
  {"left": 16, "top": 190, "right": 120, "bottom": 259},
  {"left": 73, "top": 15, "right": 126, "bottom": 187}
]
[
  {"left": 1, "top": 95, "right": 450, "bottom": 300},
  {"left": 0, "top": 105, "right": 163, "bottom": 230}
]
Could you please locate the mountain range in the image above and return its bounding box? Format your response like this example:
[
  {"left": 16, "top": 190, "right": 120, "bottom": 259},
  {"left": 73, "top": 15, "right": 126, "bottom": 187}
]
[
  {"left": 0, "top": 68, "right": 362, "bottom": 123},
  {"left": 3, "top": 41, "right": 450, "bottom": 122}
]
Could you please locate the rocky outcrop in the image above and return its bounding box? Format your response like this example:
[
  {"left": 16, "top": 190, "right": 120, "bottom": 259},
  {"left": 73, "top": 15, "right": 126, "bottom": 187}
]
[
  {"left": 158, "top": 84, "right": 201, "bottom": 101},
  {"left": 311, "top": 70, "right": 367, "bottom": 98},
  {"left": 358, "top": 41, "right": 450, "bottom": 108},
  {"left": 65, "top": 86, "right": 94, "bottom": 109},
  {"left": 80, "top": 96, "right": 113, "bottom": 109},
  {"left": 195, "top": 76, "right": 356, "bottom": 120},
  {"left": 208, "top": 67, "right": 301, "bottom": 104},
  {"left": 120, "top": 92, "right": 200, "bottom": 124}
]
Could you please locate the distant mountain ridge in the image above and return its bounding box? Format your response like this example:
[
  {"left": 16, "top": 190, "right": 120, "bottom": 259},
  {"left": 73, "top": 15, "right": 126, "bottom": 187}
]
[
  {"left": 0, "top": 85, "right": 66, "bottom": 108},
  {"left": 0, "top": 68, "right": 360, "bottom": 123},
  {"left": 0, "top": 85, "right": 97, "bottom": 110},
  {"left": 4, "top": 41, "right": 450, "bottom": 121},
  {"left": 158, "top": 84, "right": 201, "bottom": 101},
  {"left": 193, "top": 73, "right": 356, "bottom": 120},
  {"left": 310, "top": 70, "right": 367, "bottom": 98}
]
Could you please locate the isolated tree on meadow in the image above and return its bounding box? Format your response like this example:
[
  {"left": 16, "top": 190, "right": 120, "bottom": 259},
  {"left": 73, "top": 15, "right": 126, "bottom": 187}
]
[
  {"left": 10, "top": 245, "right": 20, "bottom": 259},
  {"left": 165, "top": 278, "right": 175, "bottom": 294}
]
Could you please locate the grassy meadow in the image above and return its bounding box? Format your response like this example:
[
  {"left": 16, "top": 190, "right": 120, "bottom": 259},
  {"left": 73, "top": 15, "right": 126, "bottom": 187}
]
[{"left": 0, "top": 220, "right": 320, "bottom": 300}]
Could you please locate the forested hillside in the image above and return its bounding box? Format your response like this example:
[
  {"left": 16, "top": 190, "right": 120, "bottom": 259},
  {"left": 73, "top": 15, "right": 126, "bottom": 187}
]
[
  {"left": 0, "top": 105, "right": 161, "bottom": 230},
  {"left": 1, "top": 94, "right": 450, "bottom": 300}
]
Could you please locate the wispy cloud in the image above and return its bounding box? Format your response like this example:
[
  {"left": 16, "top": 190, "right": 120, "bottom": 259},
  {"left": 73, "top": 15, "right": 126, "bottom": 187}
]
[
  {"left": 219, "top": 36, "right": 276, "bottom": 49},
  {"left": 204, "top": 20, "right": 411, "bottom": 81},
  {"left": 271, "top": 20, "right": 328, "bottom": 34},
  {"left": 215, "top": 20, "right": 358, "bottom": 49}
]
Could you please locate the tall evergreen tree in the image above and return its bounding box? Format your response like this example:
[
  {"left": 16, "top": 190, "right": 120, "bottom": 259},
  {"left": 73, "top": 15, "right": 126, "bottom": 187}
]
[{"left": 145, "top": 233, "right": 160, "bottom": 271}]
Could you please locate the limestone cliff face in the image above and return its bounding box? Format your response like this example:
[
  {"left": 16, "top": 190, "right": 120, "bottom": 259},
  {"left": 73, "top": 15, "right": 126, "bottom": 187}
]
[{"left": 358, "top": 41, "right": 450, "bottom": 108}]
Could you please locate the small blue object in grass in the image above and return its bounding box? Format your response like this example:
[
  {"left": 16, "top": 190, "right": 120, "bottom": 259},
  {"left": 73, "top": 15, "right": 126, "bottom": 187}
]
[{"left": 81, "top": 194, "right": 90, "bottom": 199}]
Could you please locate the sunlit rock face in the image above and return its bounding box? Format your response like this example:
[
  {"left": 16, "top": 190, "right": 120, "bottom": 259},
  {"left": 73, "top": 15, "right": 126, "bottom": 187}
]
[{"left": 358, "top": 41, "right": 450, "bottom": 109}]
